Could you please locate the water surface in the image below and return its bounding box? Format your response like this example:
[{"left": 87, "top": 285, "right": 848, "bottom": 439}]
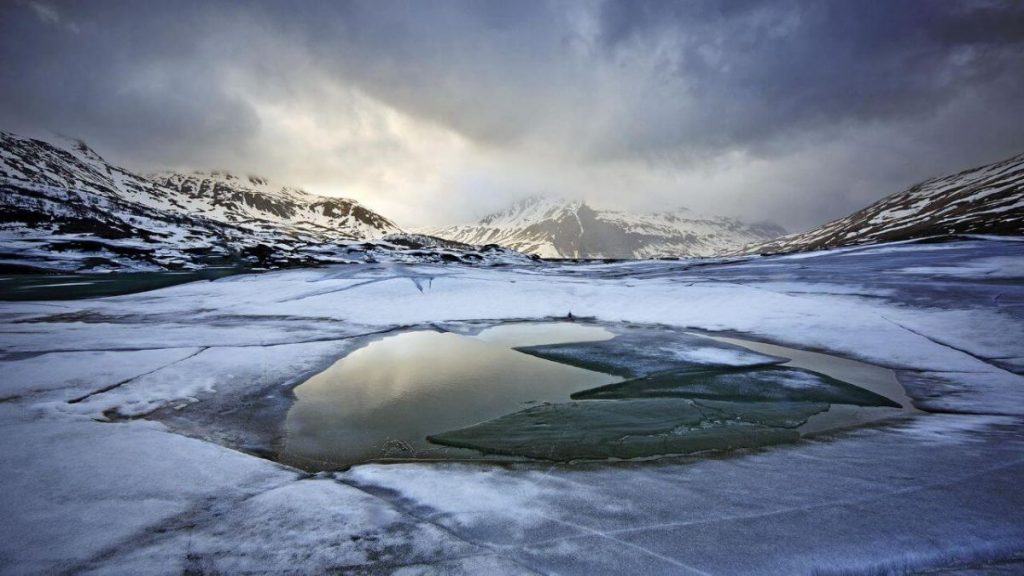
[
  {"left": 280, "top": 323, "right": 616, "bottom": 468},
  {"left": 280, "top": 322, "right": 910, "bottom": 469},
  {"left": 0, "top": 268, "right": 246, "bottom": 300}
]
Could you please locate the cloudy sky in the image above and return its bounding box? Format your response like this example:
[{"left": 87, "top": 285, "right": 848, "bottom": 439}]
[{"left": 2, "top": 0, "right": 1022, "bottom": 231}]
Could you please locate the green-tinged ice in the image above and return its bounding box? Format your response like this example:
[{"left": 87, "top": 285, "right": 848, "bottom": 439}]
[
  {"left": 571, "top": 366, "right": 901, "bottom": 408},
  {"left": 428, "top": 399, "right": 828, "bottom": 460}
]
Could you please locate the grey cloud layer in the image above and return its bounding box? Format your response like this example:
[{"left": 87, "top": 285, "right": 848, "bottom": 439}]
[
  {"left": 1, "top": 0, "right": 1022, "bottom": 229},
  {"left": 283, "top": 0, "right": 1024, "bottom": 160}
]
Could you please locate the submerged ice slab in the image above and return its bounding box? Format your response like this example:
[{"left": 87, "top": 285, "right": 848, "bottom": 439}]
[
  {"left": 572, "top": 366, "right": 902, "bottom": 408},
  {"left": 515, "top": 329, "right": 787, "bottom": 378},
  {"left": 428, "top": 399, "right": 827, "bottom": 460}
]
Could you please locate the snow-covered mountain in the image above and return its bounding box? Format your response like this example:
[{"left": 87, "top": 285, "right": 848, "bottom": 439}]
[
  {"left": 746, "top": 152, "right": 1024, "bottom": 255},
  {"left": 148, "top": 171, "right": 399, "bottom": 241},
  {"left": 422, "top": 196, "right": 786, "bottom": 259},
  {"left": 0, "top": 132, "right": 530, "bottom": 272}
]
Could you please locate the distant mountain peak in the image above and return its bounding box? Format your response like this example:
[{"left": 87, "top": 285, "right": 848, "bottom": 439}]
[
  {"left": 65, "top": 137, "right": 103, "bottom": 161},
  {"left": 188, "top": 170, "right": 271, "bottom": 188},
  {"left": 423, "top": 195, "right": 786, "bottom": 259},
  {"left": 152, "top": 170, "right": 297, "bottom": 194},
  {"left": 478, "top": 195, "right": 585, "bottom": 226}
]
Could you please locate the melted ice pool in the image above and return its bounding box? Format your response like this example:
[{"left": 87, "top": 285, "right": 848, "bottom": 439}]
[
  {"left": 280, "top": 322, "right": 910, "bottom": 470},
  {"left": 280, "top": 323, "right": 617, "bottom": 468}
]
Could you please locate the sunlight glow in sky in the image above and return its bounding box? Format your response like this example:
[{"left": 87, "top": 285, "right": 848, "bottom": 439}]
[{"left": 2, "top": 0, "right": 1022, "bottom": 230}]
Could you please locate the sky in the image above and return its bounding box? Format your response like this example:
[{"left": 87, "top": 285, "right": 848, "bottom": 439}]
[{"left": 1, "top": 0, "right": 1022, "bottom": 232}]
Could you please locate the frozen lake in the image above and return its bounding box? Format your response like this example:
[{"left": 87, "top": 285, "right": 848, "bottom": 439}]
[
  {"left": 281, "top": 323, "right": 617, "bottom": 468},
  {"left": 1, "top": 238, "right": 1021, "bottom": 574},
  {"left": 0, "top": 268, "right": 246, "bottom": 301},
  {"left": 279, "top": 321, "right": 909, "bottom": 469}
]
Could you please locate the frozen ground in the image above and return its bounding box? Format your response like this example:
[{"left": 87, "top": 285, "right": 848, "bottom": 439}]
[{"left": 1, "top": 237, "right": 1022, "bottom": 574}]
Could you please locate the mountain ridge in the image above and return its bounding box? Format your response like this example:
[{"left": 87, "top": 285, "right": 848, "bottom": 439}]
[
  {"left": 0, "top": 131, "right": 530, "bottom": 271},
  {"left": 742, "top": 151, "right": 1024, "bottom": 255},
  {"left": 422, "top": 196, "right": 787, "bottom": 259},
  {"left": 148, "top": 170, "right": 401, "bottom": 241}
]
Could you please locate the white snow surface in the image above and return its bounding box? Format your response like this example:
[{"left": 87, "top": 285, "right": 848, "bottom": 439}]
[{"left": 1, "top": 238, "right": 1023, "bottom": 574}]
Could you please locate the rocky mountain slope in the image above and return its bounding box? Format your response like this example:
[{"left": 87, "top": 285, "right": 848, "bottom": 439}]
[
  {"left": 0, "top": 132, "right": 529, "bottom": 272},
  {"left": 422, "top": 196, "right": 786, "bottom": 259},
  {"left": 148, "top": 171, "right": 399, "bottom": 241},
  {"left": 746, "top": 152, "right": 1024, "bottom": 255}
]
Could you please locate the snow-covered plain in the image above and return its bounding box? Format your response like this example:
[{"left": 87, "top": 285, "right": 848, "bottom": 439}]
[{"left": 1, "top": 237, "right": 1022, "bottom": 574}]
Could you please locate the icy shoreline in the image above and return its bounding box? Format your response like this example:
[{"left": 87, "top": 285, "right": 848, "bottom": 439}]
[{"left": 1, "top": 238, "right": 1022, "bottom": 574}]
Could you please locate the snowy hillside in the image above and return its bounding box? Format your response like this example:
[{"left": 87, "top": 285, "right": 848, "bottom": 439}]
[
  {"left": 746, "top": 152, "right": 1024, "bottom": 254},
  {"left": 149, "top": 171, "right": 400, "bottom": 241},
  {"left": 0, "top": 132, "right": 531, "bottom": 271},
  {"left": 422, "top": 196, "right": 786, "bottom": 259}
]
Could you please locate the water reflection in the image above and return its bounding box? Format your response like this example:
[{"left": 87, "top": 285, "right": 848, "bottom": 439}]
[
  {"left": 280, "top": 322, "right": 911, "bottom": 469},
  {"left": 281, "top": 323, "right": 617, "bottom": 468}
]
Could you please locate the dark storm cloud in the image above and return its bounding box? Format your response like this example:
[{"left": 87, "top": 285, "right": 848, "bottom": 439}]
[
  {"left": 278, "top": 0, "right": 591, "bottom": 147},
  {"left": 253, "top": 0, "right": 1024, "bottom": 162},
  {"left": 1, "top": 0, "right": 1022, "bottom": 229},
  {"left": 590, "top": 0, "right": 1024, "bottom": 157},
  {"left": 0, "top": 1, "right": 264, "bottom": 166}
]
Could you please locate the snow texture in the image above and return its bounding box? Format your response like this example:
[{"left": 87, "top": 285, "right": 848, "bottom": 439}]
[{"left": 0, "top": 237, "right": 1022, "bottom": 573}]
